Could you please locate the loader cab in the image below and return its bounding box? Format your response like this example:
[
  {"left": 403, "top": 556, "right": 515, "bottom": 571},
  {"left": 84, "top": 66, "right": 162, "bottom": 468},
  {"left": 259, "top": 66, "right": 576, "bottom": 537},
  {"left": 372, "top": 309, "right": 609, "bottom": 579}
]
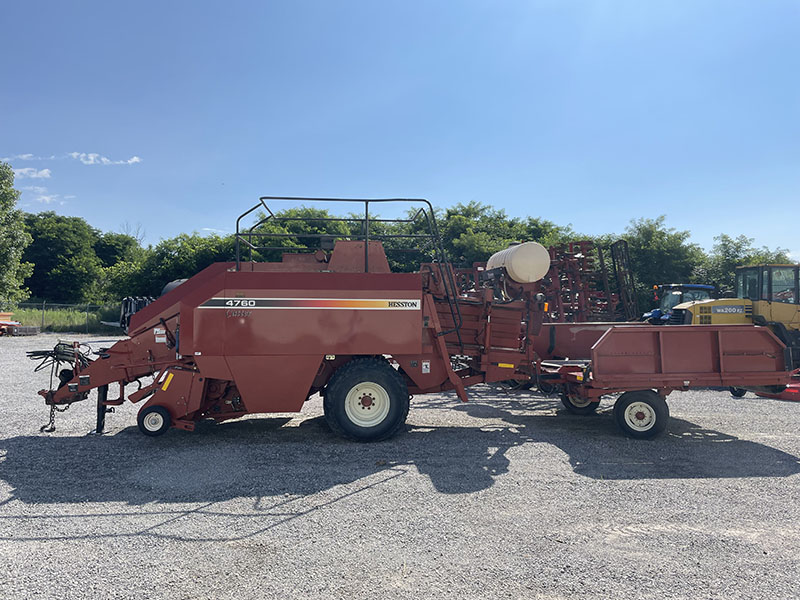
[
  {"left": 671, "top": 265, "right": 800, "bottom": 333},
  {"left": 736, "top": 265, "right": 798, "bottom": 304},
  {"left": 735, "top": 265, "right": 800, "bottom": 330}
]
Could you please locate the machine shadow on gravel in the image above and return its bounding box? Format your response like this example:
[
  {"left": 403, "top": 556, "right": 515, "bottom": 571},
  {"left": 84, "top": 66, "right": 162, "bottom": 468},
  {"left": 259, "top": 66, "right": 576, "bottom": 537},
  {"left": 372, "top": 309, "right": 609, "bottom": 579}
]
[
  {"left": 457, "top": 389, "right": 800, "bottom": 480},
  {"left": 1, "top": 394, "right": 798, "bottom": 508}
]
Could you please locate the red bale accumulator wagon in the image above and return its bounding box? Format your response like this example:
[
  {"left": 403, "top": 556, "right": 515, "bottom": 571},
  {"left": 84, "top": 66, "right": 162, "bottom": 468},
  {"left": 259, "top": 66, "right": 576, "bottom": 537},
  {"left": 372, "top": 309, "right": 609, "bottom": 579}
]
[{"left": 29, "top": 198, "right": 795, "bottom": 440}]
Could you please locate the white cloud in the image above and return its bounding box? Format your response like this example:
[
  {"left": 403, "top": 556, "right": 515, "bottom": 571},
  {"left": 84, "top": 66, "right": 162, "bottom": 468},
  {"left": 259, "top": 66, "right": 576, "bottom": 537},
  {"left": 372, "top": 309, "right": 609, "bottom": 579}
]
[
  {"left": 3, "top": 151, "right": 141, "bottom": 167},
  {"left": 68, "top": 152, "right": 141, "bottom": 165},
  {"left": 1, "top": 153, "right": 56, "bottom": 161},
  {"left": 13, "top": 167, "right": 51, "bottom": 179},
  {"left": 201, "top": 227, "right": 231, "bottom": 234},
  {"left": 19, "top": 184, "right": 73, "bottom": 205}
]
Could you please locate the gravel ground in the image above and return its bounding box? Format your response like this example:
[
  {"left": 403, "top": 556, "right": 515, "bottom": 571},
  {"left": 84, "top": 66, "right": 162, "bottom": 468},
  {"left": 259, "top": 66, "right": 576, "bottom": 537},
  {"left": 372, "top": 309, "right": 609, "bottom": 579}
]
[{"left": 1, "top": 333, "right": 799, "bottom": 599}]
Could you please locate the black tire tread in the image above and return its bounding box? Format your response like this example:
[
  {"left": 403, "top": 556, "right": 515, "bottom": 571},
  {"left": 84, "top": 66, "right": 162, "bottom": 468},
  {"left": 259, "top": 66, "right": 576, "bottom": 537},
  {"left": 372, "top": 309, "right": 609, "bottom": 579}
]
[
  {"left": 323, "top": 357, "right": 410, "bottom": 442},
  {"left": 613, "top": 390, "right": 669, "bottom": 439},
  {"left": 137, "top": 405, "right": 172, "bottom": 437},
  {"left": 560, "top": 393, "right": 599, "bottom": 415}
]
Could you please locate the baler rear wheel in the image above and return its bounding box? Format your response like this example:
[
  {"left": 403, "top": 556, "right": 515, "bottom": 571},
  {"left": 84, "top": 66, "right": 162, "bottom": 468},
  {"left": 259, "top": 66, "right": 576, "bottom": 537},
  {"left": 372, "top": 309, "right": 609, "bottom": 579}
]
[
  {"left": 729, "top": 387, "right": 747, "bottom": 398},
  {"left": 613, "top": 390, "right": 668, "bottom": 439},
  {"left": 324, "top": 358, "right": 410, "bottom": 442},
  {"left": 137, "top": 405, "right": 172, "bottom": 437}
]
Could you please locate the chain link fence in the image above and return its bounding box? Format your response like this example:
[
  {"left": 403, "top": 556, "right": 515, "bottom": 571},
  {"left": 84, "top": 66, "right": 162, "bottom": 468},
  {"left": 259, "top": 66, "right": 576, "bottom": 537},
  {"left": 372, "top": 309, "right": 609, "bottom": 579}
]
[{"left": 12, "top": 302, "right": 122, "bottom": 334}]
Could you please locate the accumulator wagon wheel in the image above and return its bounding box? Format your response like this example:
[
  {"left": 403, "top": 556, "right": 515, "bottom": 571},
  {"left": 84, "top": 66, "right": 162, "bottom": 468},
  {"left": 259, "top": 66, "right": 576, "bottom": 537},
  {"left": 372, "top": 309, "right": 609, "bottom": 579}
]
[
  {"left": 729, "top": 387, "right": 747, "bottom": 398},
  {"left": 137, "top": 405, "right": 172, "bottom": 437},
  {"left": 613, "top": 390, "right": 669, "bottom": 439},
  {"left": 560, "top": 392, "right": 598, "bottom": 415},
  {"left": 324, "top": 357, "right": 410, "bottom": 442},
  {"left": 537, "top": 379, "right": 558, "bottom": 396}
]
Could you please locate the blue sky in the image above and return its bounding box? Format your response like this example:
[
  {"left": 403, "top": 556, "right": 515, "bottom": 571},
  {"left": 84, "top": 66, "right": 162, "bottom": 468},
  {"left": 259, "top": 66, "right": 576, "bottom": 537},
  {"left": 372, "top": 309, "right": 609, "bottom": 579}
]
[{"left": 1, "top": 1, "right": 798, "bottom": 257}]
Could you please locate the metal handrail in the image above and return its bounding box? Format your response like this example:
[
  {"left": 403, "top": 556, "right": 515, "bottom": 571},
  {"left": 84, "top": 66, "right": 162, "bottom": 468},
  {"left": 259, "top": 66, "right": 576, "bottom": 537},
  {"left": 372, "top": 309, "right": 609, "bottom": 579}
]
[{"left": 233, "top": 196, "right": 463, "bottom": 346}]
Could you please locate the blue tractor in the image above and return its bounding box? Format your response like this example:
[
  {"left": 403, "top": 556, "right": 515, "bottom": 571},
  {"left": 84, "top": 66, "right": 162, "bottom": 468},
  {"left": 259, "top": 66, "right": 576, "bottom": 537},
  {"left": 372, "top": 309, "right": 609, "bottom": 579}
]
[{"left": 642, "top": 283, "right": 716, "bottom": 324}]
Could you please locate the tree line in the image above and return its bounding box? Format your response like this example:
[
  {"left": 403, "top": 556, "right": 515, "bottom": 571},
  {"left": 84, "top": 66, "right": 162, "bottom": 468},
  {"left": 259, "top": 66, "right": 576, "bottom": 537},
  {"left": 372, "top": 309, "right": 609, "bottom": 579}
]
[{"left": 0, "top": 161, "right": 790, "bottom": 309}]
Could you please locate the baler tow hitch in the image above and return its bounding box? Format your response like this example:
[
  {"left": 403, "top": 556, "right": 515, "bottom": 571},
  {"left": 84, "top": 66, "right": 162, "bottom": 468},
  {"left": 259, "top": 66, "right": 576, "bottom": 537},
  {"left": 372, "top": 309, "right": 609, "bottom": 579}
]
[{"left": 27, "top": 341, "right": 108, "bottom": 433}]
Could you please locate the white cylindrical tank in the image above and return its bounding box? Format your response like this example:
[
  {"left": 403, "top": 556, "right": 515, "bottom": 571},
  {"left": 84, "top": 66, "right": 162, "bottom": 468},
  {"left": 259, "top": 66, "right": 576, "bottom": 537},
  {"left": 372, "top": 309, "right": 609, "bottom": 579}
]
[{"left": 486, "top": 242, "right": 551, "bottom": 283}]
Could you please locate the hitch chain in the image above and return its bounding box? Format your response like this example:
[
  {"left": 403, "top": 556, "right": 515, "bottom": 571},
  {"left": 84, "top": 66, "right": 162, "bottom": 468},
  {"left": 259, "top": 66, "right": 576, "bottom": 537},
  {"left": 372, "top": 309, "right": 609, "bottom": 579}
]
[{"left": 40, "top": 403, "right": 70, "bottom": 433}]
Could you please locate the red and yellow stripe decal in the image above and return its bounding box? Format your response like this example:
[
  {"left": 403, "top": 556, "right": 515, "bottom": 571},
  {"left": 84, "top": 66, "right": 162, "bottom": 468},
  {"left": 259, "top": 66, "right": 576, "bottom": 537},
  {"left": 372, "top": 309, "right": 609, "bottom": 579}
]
[{"left": 198, "top": 297, "right": 421, "bottom": 310}]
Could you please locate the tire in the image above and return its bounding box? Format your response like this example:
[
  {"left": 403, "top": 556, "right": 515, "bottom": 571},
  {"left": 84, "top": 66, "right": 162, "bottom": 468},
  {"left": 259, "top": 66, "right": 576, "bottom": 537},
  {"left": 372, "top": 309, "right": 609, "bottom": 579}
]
[
  {"left": 323, "top": 357, "right": 410, "bottom": 442},
  {"left": 613, "top": 390, "right": 668, "bottom": 439},
  {"left": 537, "top": 379, "right": 558, "bottom": 396},
  {"left": 560, "top": 393, "right": 599, "bottom": 415},
  {"left": 137, "top": 405, "right": 172, "bottom": 436},
  {"left": 502, "top": 378, "right": 533, "bottom": 391},
  {"left": 729, "top": 387, "right": 747, "bottom": 398}
]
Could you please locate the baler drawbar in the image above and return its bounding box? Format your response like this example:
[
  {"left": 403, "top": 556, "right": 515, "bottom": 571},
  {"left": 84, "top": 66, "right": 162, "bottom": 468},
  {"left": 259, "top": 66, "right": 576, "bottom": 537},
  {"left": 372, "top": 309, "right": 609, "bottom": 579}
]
[{"left": 30, "top": 197, "right": 794, "bottom": 440}]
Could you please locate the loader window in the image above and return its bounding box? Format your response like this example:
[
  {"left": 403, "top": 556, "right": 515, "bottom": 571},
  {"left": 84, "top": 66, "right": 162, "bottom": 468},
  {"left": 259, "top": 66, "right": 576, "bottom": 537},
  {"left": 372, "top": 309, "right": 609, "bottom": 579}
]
[
  {"left": 660, "top": 290, "right": 684, "bottom": 312},
  {"left": 683, "top": 289, "right": 712, "bottom": 303},
  {"left": 736, "top": 269, "right": 759, "bottom": 301},
  {"left": 770, "top": 267, "right": 796, "bottom": 304}
]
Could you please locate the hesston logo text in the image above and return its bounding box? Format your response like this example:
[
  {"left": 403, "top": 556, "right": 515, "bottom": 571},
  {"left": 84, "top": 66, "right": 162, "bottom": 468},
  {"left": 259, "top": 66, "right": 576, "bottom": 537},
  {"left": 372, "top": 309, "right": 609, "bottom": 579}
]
[{"left": 388, "top": 300, "right": 419, "bottom": 308}]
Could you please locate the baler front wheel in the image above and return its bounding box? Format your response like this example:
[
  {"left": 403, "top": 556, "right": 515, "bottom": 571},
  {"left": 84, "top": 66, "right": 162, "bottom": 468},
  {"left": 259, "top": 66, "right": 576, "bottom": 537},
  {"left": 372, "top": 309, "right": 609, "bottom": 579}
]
[
  {"left": 324, "top": 358, "right": 410, "bottom": 442},
  {"left": 137, "top": 405, "right": 172, "bottom": 437}
]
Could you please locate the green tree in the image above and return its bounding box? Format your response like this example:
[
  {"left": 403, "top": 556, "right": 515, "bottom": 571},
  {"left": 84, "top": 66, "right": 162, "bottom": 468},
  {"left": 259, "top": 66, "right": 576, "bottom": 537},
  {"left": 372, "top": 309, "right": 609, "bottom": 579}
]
[
  {"left": 698, "top": 234, "right": 790, "bottom": 291},
  {"left": 620, "top": 216, "right": 705, "bottom": 310},
  {"left": 125, "top": 233, "right": 236, "bottom": 297},
  {"left": 439, "top": 202, "right": 574, "bottom": 266},
  {"left": 249, "top": 206, "right": 353, "bottom": 261},
  {"left": 94, "top": 232, "right": 143, "bottom": 267},
  {"left": 100, "top": 259, "right": 147, "bottom": 301},
  {"left": 22, "top": 212, "right": 103, "bottom": 303},
  {"left": 0, "top": 162, "right": 33, "bottom": 306}
]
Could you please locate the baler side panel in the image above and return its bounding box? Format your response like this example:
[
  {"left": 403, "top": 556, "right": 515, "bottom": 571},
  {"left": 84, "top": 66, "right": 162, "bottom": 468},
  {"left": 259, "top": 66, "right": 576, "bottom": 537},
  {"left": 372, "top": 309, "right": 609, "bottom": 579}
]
[
  {"left": 192, "top": 271, "right": 424, "bottom": 357},
  {"left": 226, "top": 355, "right": 322, "bottom": 412},
  {"left": 128, "top": 262, "right": 233, "bottom": 334},
  {"left": 193, "top": 355, "right": 233, "bottom": 380},
  {"left": 142, "top": 368, "right": 205, "bottom": 421}
]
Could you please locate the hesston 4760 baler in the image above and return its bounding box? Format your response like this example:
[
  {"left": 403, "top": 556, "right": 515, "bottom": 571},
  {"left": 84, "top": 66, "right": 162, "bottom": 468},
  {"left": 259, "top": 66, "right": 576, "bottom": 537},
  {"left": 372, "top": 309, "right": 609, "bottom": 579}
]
[{"left": 29, "top": 198, "right": 794, "bottom": 441}]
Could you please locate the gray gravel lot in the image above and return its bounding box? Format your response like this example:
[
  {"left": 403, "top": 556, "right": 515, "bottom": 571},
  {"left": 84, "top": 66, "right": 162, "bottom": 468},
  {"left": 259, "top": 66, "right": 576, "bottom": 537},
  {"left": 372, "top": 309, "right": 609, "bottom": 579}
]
[{"left": 1, "top": 333, "right": 799, "bottom": 599}]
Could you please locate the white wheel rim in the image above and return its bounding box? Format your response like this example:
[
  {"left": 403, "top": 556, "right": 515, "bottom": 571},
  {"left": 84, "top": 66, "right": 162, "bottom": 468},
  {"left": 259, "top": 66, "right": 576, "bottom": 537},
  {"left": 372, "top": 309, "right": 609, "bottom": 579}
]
[
  {"left": 143, "top": 412, "right": 164, "bottom": 432},
  {"left": 344, "top": 382, "right": 391, "bottom": 428},
  {"left": 568, "top": 395, "right": 592, "bottom": 408},
  {"left": 624, "top": 401, "right": 656, "bottom": 432}
]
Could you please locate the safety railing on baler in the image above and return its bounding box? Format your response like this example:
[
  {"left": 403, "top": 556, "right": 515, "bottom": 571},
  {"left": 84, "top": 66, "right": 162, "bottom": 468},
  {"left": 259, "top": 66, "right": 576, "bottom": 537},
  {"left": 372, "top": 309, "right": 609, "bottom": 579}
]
[{"left": 233, "top": 196, "right": 464, "bottom": 347}]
